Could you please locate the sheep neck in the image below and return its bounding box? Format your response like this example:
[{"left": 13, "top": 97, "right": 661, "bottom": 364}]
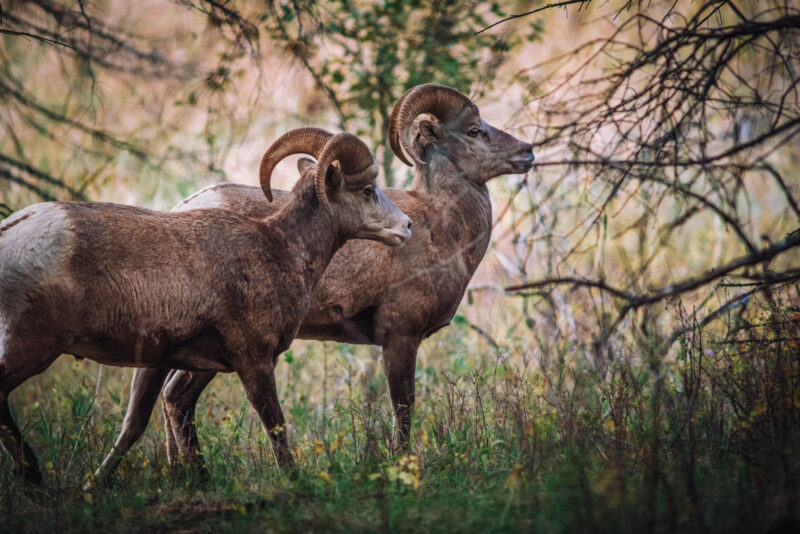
[
  {"left": 409, "top": 150, "right": 494, "bottom": 260},
  {"left": 410, "top": 150, "right": 488, "bottom": 196},
  {"left": 265, "top": 184, "right": 344, "bottom": 292},
  {"left": 410, "top": 151, "right": 492, "bottom": 214}
]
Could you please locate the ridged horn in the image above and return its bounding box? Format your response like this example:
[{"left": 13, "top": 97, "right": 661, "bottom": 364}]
[
  {"left": 390, "top": 83, "right": 474, "bottom": 166},
  {"left": 258, "top": 127, "right": 333, "bottom": 202},
  {"left": 314, "top": 133, "right": 378, "bottom": 211},
  {"left": 389, "top": 88, "right": 413, "bottom": 167}
]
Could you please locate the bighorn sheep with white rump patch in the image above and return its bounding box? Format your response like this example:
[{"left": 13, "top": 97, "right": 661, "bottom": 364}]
[
  {"left": 0, "top": 128, "right": 411, "bottom": 484},
  {"left": 119, "top": 83, "right": 534, "bottom": 468}
]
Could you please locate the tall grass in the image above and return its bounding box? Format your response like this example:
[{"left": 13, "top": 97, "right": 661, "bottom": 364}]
[{"left": 1, "top": 284, "right": 797, "bottom": 532}]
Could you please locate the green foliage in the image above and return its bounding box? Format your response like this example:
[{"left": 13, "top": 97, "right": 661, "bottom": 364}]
[{"left": 267, "top": 0, "right": 535, "bottom": 185}]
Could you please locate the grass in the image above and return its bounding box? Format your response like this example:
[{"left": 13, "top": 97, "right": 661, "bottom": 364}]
[{"left": 1, "top": 289, "right": 799, "bottom": 533}]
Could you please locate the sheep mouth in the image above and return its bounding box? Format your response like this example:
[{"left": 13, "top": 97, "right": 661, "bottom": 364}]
[
  {"left": 378, "top": 227, "right": 412, "bottom": 247},
  {"left": 357, "top": 225, "right": 410, "bottom": 246},
  {"left": 508, "top": 155, "right": 535, "bottom": 173}
]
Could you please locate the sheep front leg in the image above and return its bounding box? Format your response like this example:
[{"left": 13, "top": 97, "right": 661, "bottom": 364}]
[
  {"left": 236, "top": 361, "right": 294, "bottom": 469},
  {"left": 382, "top": 335, "right": 420, "bottom": 450},
  {"left": 91, "top": 367, "right": 170, "bottom": 488}
]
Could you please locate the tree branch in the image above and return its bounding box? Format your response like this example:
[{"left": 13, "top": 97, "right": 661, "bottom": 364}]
[
  {"left": 0, "top": 153, "right": 87, "bottom": 200},
  {"left": 474, "top": 0, "right": 591, "bottom": 35},
  {"left": 506, "top": 229, "right": 800, "bottom": 311}
]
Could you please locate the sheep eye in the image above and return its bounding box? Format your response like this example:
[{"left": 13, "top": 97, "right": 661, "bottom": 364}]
[
  {"left": 363, "top": 186, "right": 376, "bottom": 198},
  {"left": 467, "top": 127, "right": 481, "bottom": 137}
]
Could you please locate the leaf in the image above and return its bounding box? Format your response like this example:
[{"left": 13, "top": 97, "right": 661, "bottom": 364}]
[
  {"left": 398, "top": 471, "right": 416, "bottom": 487},
  {"left": 386, "top": 466, "right": 399, "bottom": 482},
  {"left": 280, "top": 5, "right": 296, "bottom": 22}
]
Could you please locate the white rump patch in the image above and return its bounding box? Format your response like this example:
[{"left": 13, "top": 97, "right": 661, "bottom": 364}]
[{"left": 0, "top": 203, "right": 73, "bottom": 319}]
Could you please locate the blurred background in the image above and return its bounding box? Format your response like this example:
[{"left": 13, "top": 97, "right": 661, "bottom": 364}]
[{"left": 1, "top": 1, "right": 799, "bottom": 531}]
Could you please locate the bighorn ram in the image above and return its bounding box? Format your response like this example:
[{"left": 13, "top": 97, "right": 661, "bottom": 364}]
[
  {"left": 0, "top": 129, "right": 411, "bottom": 484},
  {"left": 126, "top": 83, "right": 534, "bottom": 466}
]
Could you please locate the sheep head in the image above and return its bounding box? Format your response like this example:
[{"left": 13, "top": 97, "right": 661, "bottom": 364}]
[
  {"left": 390, "top": 83, "right": 535, "bottom": 184},
  {"left": 259, "top": 128, "right": 411, "bottom": 246}
]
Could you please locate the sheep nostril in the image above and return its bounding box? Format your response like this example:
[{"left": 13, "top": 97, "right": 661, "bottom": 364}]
[{"left": 407, "top": 220, "right": 413, "bottom": 230}]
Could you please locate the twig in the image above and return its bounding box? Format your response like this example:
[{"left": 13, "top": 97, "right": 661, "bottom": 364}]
[
  {"left": 0, "top": 28, "right": 78, "bottom": 50},
  {"left": 507, "top": 229, "right": 800, "bottom": 311},
  {"left": 665, "top": 288, "right": 756, "bottom": 348},
  {"left": 474, "top": 1, "right": 591, "bottom": 35}
]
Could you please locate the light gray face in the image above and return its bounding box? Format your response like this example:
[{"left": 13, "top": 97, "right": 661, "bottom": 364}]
[
  {"left": 298, "top": 158, "right": 412, "bottom": 246},
  {"left": 416, "top": 104, "right": 535, "bottom": 184}
]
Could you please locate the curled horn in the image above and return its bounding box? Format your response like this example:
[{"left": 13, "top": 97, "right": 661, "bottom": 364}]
[
  {"left": 389, "top": 89, "right": 413, "bottom": 167},
  {"left": 258, "top": 127, "right": 333, "bottom": 202},
  {"left": 390, "top": 83, "right": 474, "bottom": 166},
  {"left": 314, "top": 133, "right": 378, "bottom": 211}
]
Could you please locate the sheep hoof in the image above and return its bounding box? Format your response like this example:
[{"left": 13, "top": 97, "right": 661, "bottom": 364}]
[{"left": 18, "top": 466, "right": 43, "bottom": 486}]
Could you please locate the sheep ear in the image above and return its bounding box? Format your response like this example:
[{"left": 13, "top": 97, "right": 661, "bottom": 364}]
[
  {"left": 325, "top": 161, "right": 345, "bottom": 195},
  {"left": 297, "top": 157, "right": 315, "bottom": 174},
  {"left": 418, "top": 119, "right": 442, "bottom": 144}
]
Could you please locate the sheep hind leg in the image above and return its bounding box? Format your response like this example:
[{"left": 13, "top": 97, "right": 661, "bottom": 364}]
[
  {"left": 0, "top": 365, "right": 42, "bottom": 485},
  {"left": 161, "top": 369, "right": 179, "bottom": 462},
  {"left": 90, "top": 367, "right": 170, "bottom": 489},
  {"left": 162, "top": 369, "right": 216, "bottom": 467}
]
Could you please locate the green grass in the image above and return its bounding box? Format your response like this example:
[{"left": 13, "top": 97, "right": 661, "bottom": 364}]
[{"left": 2, "top": 298, "right": 799, "bottom": 533}]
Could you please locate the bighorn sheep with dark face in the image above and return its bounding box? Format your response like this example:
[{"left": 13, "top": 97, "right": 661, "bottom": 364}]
[
  {"left": 0, "top": 129, "right": 411, "bottom": 484},
  {"left": 125, "top": 83, "right": 534, "bottom": 467}
]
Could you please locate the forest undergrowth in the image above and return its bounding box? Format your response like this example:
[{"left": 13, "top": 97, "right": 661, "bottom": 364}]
[{"left": 1, "top": 286, "right": 798, "bottom": 533}]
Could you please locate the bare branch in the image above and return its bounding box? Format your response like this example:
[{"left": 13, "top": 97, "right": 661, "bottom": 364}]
[
  {"left": 0, "top": 166, "right": 56, "bottom": 201},
  {"left": 0, "top": 153, "right": 87, "bottom": 200},
  {"left": 507, "top": 229, "right": 800, "bottom": 310},
  {"left": 0, "top": 28, "right": 78, "bottom": 50},
  {"left": 474, "top": 0, "right": 592, "bottom": 36}
]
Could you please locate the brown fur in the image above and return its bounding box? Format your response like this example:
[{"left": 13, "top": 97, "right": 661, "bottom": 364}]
[
  {"left": 0, "top": 159, "right": 410, "bottom": 484},
  {"left": 148, "top": 93, "right": 535, "bottom": 467}
]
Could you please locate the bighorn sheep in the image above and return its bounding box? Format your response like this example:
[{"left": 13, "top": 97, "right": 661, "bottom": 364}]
[
  {"left": 0, "top": 129, "right": 411, "bottom": 484},
  {"left": 126, "top": 83, "right": 534, "bottom": 466}
]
